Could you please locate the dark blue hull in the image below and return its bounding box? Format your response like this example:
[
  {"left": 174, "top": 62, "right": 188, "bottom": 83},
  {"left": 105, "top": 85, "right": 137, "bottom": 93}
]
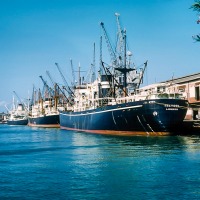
[
  {"left": 59, "top": 99, "right": 188, "bottom": 136},
  {"left": 7, "top": 119, "right": 28, "bottom": 126},
  {"left": 28, "top": 114, "right": 60, "bottom": 128}
]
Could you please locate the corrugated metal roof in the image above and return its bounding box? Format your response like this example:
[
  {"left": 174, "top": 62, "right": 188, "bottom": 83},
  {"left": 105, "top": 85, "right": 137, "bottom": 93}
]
[{"left": 161, "top": 72, "right": 200, "bottom": 84}]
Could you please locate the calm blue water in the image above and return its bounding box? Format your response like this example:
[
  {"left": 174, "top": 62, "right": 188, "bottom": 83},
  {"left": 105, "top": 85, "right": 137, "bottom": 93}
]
[{"left": 0, "top": 125, "right": 200, "bottom": 200}]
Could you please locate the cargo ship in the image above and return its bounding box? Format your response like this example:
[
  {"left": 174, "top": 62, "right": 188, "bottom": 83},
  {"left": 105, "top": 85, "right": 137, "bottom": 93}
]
[
  {"left": 7, "top": 93, "right": 28, "bottom": 126},
  {"left": 28, "top": 78, "right": 62, "bottom": 128},
  {"left": 59, "top": 13, "right": 188, "bottom": 136},
  {"left": 7, "top": 103, "right": 28, "bottom": 126},
  {"left": 28, "top": 101, "right": 60, "bottom": 128}
]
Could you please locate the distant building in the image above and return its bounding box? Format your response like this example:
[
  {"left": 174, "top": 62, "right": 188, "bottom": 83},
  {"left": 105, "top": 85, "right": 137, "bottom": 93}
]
[
  {"left": 163, "top": 72, "right": 200, "bottom": 120},
  {"left": 137, "top": 72, "right": 200, "bottom": 120}
]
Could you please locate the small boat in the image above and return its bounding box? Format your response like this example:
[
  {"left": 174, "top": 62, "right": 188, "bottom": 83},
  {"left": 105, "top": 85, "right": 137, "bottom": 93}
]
[{"left": 59, "top": 13, "right": 188, "bottom": 136}]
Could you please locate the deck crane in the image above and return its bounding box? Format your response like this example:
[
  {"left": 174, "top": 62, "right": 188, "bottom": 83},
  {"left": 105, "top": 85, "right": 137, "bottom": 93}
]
[
  {"left": 55, "top": 62, "right": 75, "bottom": 97},
  {"left": 31, "top": 84, "right": 40, "bottom": 106},
  {"left": 39, "top": 75, "right": 59, "bottom": 111},
  {"left": 45, "top": 71, "right": 59, "bottom": 101},
  {"left": 46, "top": 70, "right": 71, "bottom": 105},
  {"left": 70, "top": 59, "right": 76, "bottom": 88},
  {"left": 13, "top": 91, "right": 23, "bottom": 105},
  {"left": 100, "top": 22, "right": 117, "bottom": 67},
  {"left": 13, "top": 91, "right": 28, "bottom": 111},
  {"left": 137, "top": 61, "right": 148, "bottom": 89},
  {"left": 39, "top": 75, "right": 54, "bottom": 99},
  {"left": 116, "top": 13, "right": 133, "bottom": 68},
  {"left": 46, "top": 70, "right": 55, "bottom": 88},
  {"left": 115, "top": 13, "right": 125, "bottom": 66}
]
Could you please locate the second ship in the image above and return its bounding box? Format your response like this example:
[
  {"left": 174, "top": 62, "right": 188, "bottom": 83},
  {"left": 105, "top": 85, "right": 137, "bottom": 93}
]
[{"left": 28, "top": 76, "right": 64, "bottom": 128}]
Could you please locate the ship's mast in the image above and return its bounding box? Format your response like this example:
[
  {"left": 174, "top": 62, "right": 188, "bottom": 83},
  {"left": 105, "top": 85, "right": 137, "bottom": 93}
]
[
  {"left": 99, "top": 36, "right": 103, "bottom": 74},
  {"left": 115, "top": 29, "right": 134, "bottom": 97},
  {"left": 78, "top": 62, "right": 81, "bottom": 86}
]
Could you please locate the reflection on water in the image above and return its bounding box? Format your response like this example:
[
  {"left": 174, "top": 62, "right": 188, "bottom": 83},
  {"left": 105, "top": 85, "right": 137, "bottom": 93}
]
[
  {"left": 70, "top": 132, "right": 200, "bottom": 199},
  {"left": 0, "top": 124, "right": 200, "bottom": 199},
  {"left": 71, "top": 130, "right": 200, "bottom": 154}
]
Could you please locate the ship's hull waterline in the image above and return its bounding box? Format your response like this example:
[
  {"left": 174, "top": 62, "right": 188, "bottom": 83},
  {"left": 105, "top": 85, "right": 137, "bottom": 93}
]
[
  {"left": 60, "top": 99, "right": 188, "bottom": 136},
  {"left": 28, "top": 114, "right": 60, "bottom": 128},
  {"left": 7, "top": 119, "right": 28, "bottom": 126}
]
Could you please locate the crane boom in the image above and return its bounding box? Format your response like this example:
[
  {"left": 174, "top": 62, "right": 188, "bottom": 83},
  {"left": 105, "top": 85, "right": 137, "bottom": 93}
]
[
  {"left": 55, "top": 62, "right": 74, "bottom": 97},
  {"left": 39, "top": 75, "right": 54, "bottom": 97},
  {"left": 137, "top": 61, "right": 148, "bottom": 89},
  {"left": 70, "top": 59, "right": 76, "bottom": 87},
  {"left": 13, "top": 91, "right": 23, "bottom": 104},
  {"left": 46, "top": 70, "right": 55, "bottom": 87},
  {"left": 13, "top": 91, "right": 28, "bottom": 111},
  {"left": 115, "top": 13, "right": 125, "bottom": 65},
  {"left": 46, "top": 70, "right": 73, "bottom": 106},
  {"left": 100, "top": 22, "right": 117, "bottom": 65},
  {"left": 31, "top": 84, "right": 39, "bottom": 106},
  {"left": 39, "top": 75, "right": 48, "bottom": 87}
]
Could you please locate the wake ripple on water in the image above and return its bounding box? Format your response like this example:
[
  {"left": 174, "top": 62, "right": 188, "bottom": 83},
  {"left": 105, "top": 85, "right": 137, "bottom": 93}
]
[{"left": 0, "top": 146, "right": 68, "bottom": 156}]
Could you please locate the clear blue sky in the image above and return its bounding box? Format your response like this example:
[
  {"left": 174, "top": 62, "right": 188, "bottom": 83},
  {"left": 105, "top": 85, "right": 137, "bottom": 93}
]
[{"left": 0, "top": 0, "right": 200, "bottom": 112}]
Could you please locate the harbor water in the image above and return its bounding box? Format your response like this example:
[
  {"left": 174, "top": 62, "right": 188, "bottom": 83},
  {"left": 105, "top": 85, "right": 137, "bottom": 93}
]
[{"left": 0, "top": 125, "right": 200, "bottom": 199}]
